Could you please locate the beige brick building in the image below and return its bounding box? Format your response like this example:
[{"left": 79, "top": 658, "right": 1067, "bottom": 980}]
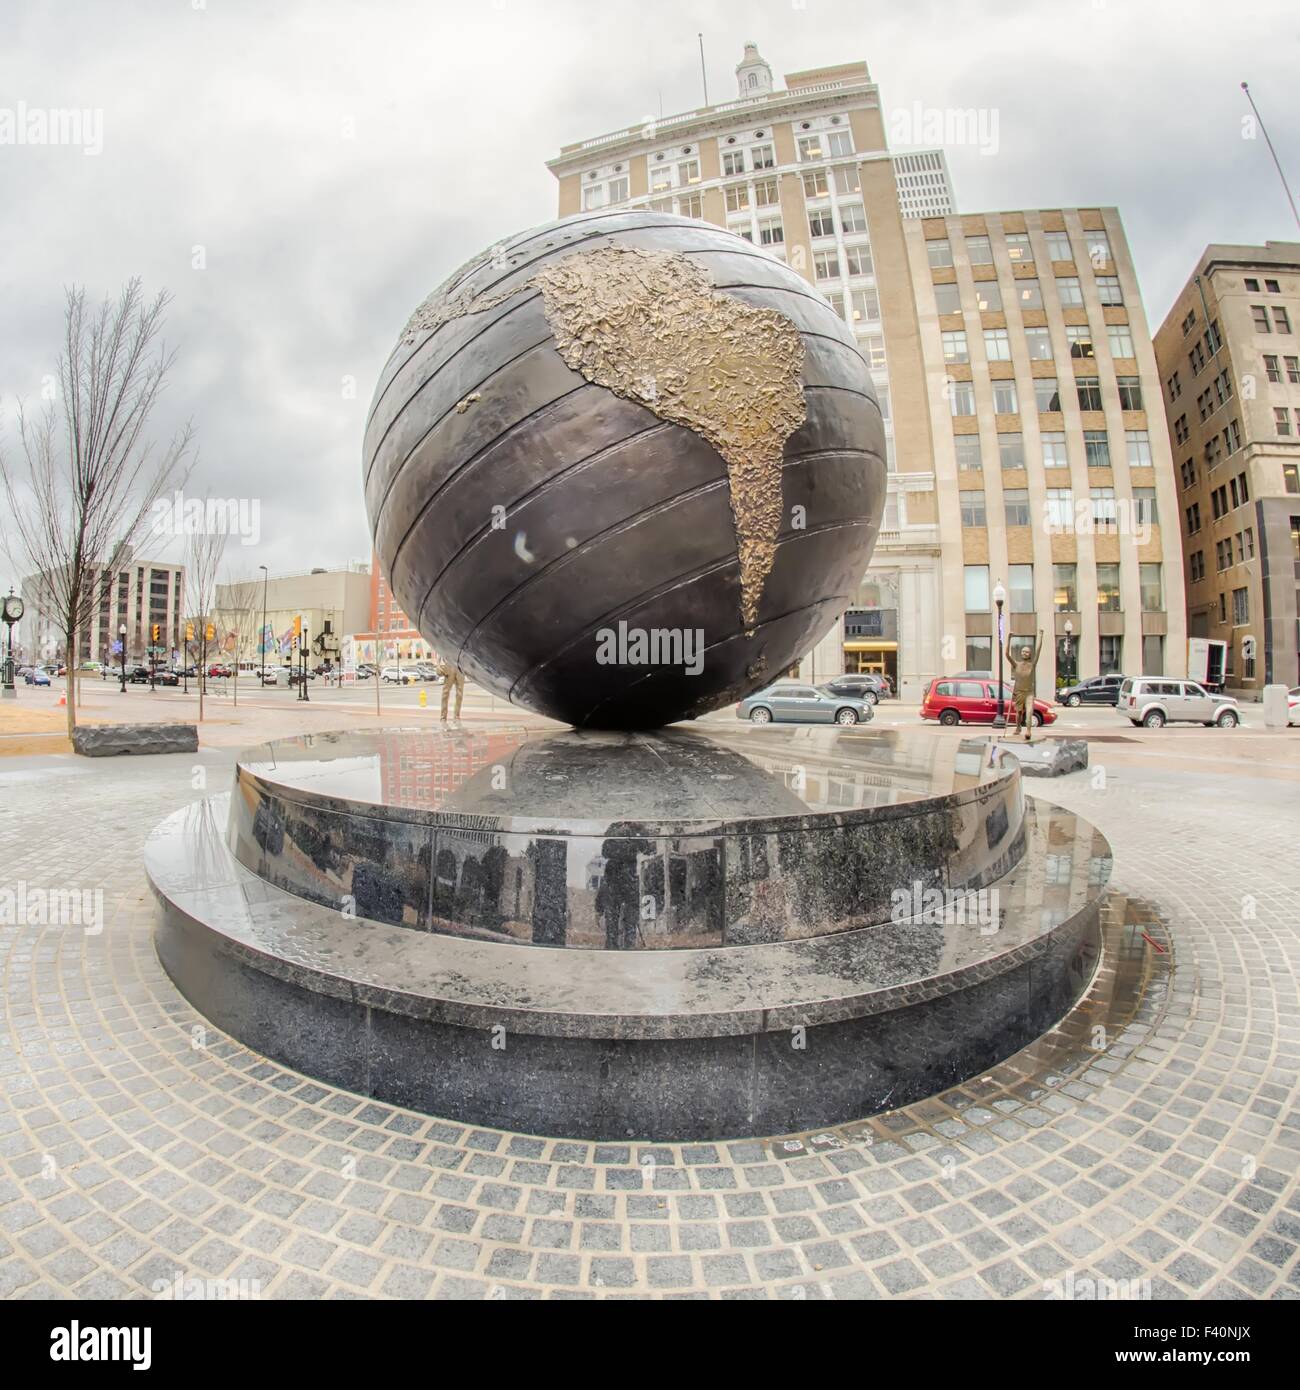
[
  {"left": 1153, "top": 242, "right": 1300, "bottom": 692},
  {"left": 547, "top": 45, "right": 1184, "bottom": 699},
  {"left": 907, "top": 209, "right": 1187, "bottom": 696}
]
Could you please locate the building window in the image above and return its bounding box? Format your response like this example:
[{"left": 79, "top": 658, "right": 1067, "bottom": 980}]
[
  {"left": 1284, "top": 465, "right": 1299, "bottom": 495},
  {"left": 1286, "top": 355, "right": 1300, "bottom": 384},
  {"left": 607, "top": 177, "right": 629, "bottom": 204},
  {"left": 814, "top": 250, "right": 841, "bottom": 281},
  {"left": 752, "top": 144, "right": 775, "bottom": 169},
  {"left": 1004, "top": 487, "right": 1031, "bottom": 525},
  {"left": 1276, "top": 407, "right": 1293, "bottom": 436},
  {"left": 1132, "top": 487, "right": 1158, "bottom": 526},
  {"left": 826, "top": 131, "right": 853, "bottom": 158},
  {"left": 955, "top": 436, "right": 983, "bottom": 471},
  {"left": 1273, "top": 307, "right": 1291, "bottom": 333},
  {"left": 678, "top": 159, "right": 700, "bottom": 185},
  {"left": 1066, "top": 324, "right": 1094, "bottom": 356},
  {"left": 1076, "top": 377, "right": 1103, "bottom": 411},
  {"left": 1107, "top": 325, "right": 1135, "bottom": 358},
  {"left": 1004, "top": 233, "right": 1032, "bottom": 263},
  {"left": 975, "top": 281, "right": 1002, "bottom": 312},
  {"left": 934, "top": 282, "right": 962, "bottom": 314},
  {"left": 1056, "top": 276, "right": 1084, "bottom": 307},
  {"left": 1084, "top": 430, "right": 1111, "bottom": 467},
  {"left": 1253, "top": 305, "right": 1272, "bottom": 333},
  {"left": 942, "top": 330, "right": 969, "bottom": 364},
  {"left": 1189, "top": 550, "right": 1205, "bottom": 583},
  {"left": 861, "top": 333, "right": 887, "bottom": 370},
  {"left": 1054, "top": 563, "right": 1078, "bottom": 610},
  {"left": 1024, "top": 326, "right": 1052, "bottom": 360},
  {"left": 1117, "top": 377, "right": 1143, "bottom": 410},
  {"left": 983, "top": 328, "right": 1011, "bottom": 361},
  {"left": 844, "top": 245, "right": 873, "bottom": 276},
  {"left": 1044, "top": 230, "right": 1072, "bottom": 261},
  {"left": 840, "top": 203, "right": 868, "bottom": 235},
  {"left": 1091, "top": 486, "right": 1117, "bottom": 528},
  {"left": 1264, "top": 353, "right": 1281, "bottom": 382},
  {"left": 1127, "top": 430, "right": 1152, "bottom": 468},
  {"left": 959, "top": 490, "right": 987, "bottom": 526},
  {"left": 965, "top": 636, "right": 993, "bottom": 672},
  {"left": 1096, "top": 276, "right": 1123, "bottom": 305},
  {"left": 808, "top": 206, "right": 834, "bottom": 236},
  {"left": 1044, "top": 487, "right": 1074, "bottom": 530},
  {"left": 675, "top": 193, "right": 702, "bottom": 219},
  {"left": 949, "top": 382, "right": 976, "bottom": 416},
  {"left": 964, "top": 565, "right": 990, "bottom": 611},
  {"left": 966, "top": 234, "right": 993, "bottom": 264},
  {"left": 797, "top": 135, "right": 825, "bottom": 162},
  {"left": 1015, "top": 279, "right": 1042, "bottom": 309},
  {"left": 1096, "top": 564, "right": 1121, "bottom": 612},
  {"left": 832, "top": 164, "right": 859, "bottom": 194},
  {"left": 725, "top": 184, "right": 751, "bottom": 213},
  {"left": 1099, "top": 634, "right": 1122, "bottom": 674},
  {"left": 1040, "top": 430, "right": 1073, "bottom": 469},
  {"left": 1009, "top": 564, "right": 1034, "bottom": 613},
  {"left": 1086, "top": 232, "right": 1112, "bottom": 265},
  {"left": 927, "top": 239, "right": 953, "bottom": 268},
  {"left": 802, "top": 169, "right": 828, "bottom": 198},
  {"left": 999, "top": 433, "right": 1025, "bottom": 469},
  {"left": 849, "top": 287, "right": 878, "bottom": 322},
  {"left": 993, "top": 380, "right": 1019, "bottom": 413},
  {"left": 1232, "top": 586, "right": 1249, "bottom": 625},
  {"left": 758, "top": 219, "right": 783, "bottom": 246},
  {"left": 722, "top": 150, "right": 745, "bottom": 177},
  {"left": 754, "top": 178, "right": 779, "bottom": 207}
]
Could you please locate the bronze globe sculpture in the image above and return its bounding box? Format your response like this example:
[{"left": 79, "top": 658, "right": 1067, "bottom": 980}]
[{"left": 365, "top": 209, "right": 886, "bottom": 728}]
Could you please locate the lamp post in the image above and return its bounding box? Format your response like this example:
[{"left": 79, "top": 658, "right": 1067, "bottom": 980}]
[
  {"left": 119, "top": 623, "right": 128, "bottom": 693},
  {"left": 300, "top": 624, "right": 311, "bottom": 702},
  {"left": 2, "top": 590, "right": 24, "bottom": 698},
  {"left": 1063, "top": 617, "right": 1074, "bottom": 684},
  {"left": 993, "top": 581, "right": 1007, "bottom": 729},
  {"left": 259, "top": 564, "right": 269, "bottom": 687}
]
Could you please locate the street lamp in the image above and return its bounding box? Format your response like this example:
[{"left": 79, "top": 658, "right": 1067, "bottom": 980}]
[
  {"left": 259, "top": 564, "right": 269, "bottom": 687},
  {"left": 2, "top": 590, "right": 24, "bottom": 699},
  {"left": 118, "top": 623, "right": 128, "bottom": 693},
  {"left": 993, "top": 580, "right": 1007, "bottom": 729},
  {"left": 1063, "top": 617, "right": 1074, "bottom": 683},
  {"left": 299, "top": 624, "right": 311, "bottom": 702}
]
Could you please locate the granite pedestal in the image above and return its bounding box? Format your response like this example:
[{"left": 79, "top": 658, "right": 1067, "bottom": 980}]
[{"left": 146, "top": 725, "right": 1111, "bottom": 1140}]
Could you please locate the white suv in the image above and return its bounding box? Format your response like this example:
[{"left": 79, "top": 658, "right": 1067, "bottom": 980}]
[{"left": 1118, "top": 677, "right": 1240, "bottom": 729}]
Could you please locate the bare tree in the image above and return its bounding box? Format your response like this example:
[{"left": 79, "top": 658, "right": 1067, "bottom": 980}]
[
  {"left": 0, "top": 280, "right": 194, "bottom": 737},
  {"left": 217, "top": 574, "right": 261, "bottom": 707},
  {"left": 186, "top": 523, "right": 227, "bottom": 722}
]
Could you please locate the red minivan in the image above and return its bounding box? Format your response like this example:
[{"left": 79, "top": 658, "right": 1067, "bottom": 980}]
[{"left": 921, "top": 676, "right": 1057, "bottom": 728}]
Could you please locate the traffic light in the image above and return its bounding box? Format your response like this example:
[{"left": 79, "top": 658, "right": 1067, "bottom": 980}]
[
  {"left": 185, "top": 622, "right": 194, "bottom": 642},
  {"left": 205, "top": 623, "right": 215, "bottom": 642},
  {"left": 151, "top": 623, "right": 161, "bottom": 644},
  {"left": 292, "top": 615, "right": 302, "bottom": 651}
]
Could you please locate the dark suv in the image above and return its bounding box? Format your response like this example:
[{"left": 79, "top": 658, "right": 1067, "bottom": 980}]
[
  {"left": 1057, "top": 673, "right": 1126, "bottom": 707},
  {"left": 822, "top": 673, "right": 891, "bottom": 705}
]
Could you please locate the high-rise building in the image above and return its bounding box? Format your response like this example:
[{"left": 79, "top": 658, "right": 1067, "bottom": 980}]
[
  {"left": 548, "top": 44, "right": 943, "bottom": 696},
  {"left": 906, "top": 209, "right": 1186, "bottom": 694},
  {"left": 893, "top": 149, "right": 956, "bottom": 219},
  {"left": 1153, "top": 242, "right": 1300, "bottom": 691},
  {"left": 547, "top": 44, "right": 1183, "bottom": 698},
  {"left": 21, "top": 548, "right": 186, "bottom": 665}
]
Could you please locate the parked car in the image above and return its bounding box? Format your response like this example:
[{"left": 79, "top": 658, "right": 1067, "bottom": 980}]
[
  {"left": 737, "top": 681, "right": 875, "bottom": 726},
  {"left": 287, "top": 669, "right": 317, "bottom": 684},
  {"left": 1117, "top": 677, "right": 1239, "bottom": 728},
  {"left": 920, "top": 676, "right": 1057, "bottom": 728},
  {"left": 821, "top": 673, "right": 891, "bottom": 705},
  {"left": 156, "top": 669, "right": 180, "bottom": 687},
  {"left": 24, "top": 668, "right": 51, "bottom": 686},
  {"left": 1057, "top": 673, "right": 1127, "bottom": 708},
  {"left": 259, "top": 667, "right": 285, "bottom": 685},
  {"left": 381, "top": 666, "right": 414, "bottom": 684},
  {"left": 1289, "top": 688, "right": 1300, "bottom": 727},
  {"left": 207, "top": 663, "right": 232, "bottom": 678}
]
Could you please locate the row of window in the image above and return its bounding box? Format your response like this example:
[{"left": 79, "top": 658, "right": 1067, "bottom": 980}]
[
  {"left": 1209, "top": 528, "right": 1256, "bottom": 573},
  {"left": 1184, "top": 471, "right": 1250, "bottom": 534},
  {"left": 959, "top": 486, "right": 1158, "bottom": 528},
  {"left": 934, "top": 274, "right": 1122, "bottom": 315},
  {"left": 1263, "top": 353, "right": 1300, "bottom": 383},
  {"left": 1252, "top": 304, "right": 1292, "bottom": 334},
  {"left": 927, "top": 230, "right": 1112, "bottom": 270},
  {"left": 963, "top": 562, "right": 1162, "bottom": 614},
  {"left": 942, "top": 323, "right": 1136, "bottom": 363},
  {"left": 1274, "top": 407, "right": 1300, "bottom": 435},
  {"left": 956, "top": 429, "right": 1153, "bottom": 471},
  {"left": 949, "top": 376, "right": 1143, "bottom": 417}
]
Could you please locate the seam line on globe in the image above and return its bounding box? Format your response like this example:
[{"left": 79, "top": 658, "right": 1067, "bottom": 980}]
[{"left": 503, "top": 517, "right": 876, "bottom": 707}]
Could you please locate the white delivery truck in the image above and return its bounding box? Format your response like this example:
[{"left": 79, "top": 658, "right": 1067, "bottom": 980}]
[{"left": 1187, "top": 637, "right": 1227, "bottom": 693}]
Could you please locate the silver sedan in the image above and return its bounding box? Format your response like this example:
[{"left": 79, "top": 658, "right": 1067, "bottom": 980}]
[{"left": 736, "top": 682, "right": 875, "bottom": 726}]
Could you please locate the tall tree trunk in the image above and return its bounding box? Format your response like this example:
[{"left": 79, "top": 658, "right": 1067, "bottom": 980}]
[{"left": 65, "top": 667, "right": 76, "bottom": 739}]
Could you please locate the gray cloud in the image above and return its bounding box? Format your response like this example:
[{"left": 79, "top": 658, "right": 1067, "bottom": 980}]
[{"left": 2, "top": 0, "right": 1296, "bottom": 587}]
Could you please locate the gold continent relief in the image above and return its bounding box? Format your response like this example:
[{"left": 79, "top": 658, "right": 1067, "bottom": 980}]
[{"left": 401, "top": 244, "right": 808, "bottom": 632}]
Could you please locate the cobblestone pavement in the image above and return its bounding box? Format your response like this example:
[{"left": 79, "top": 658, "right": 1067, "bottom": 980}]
[{"left": 0, "top": 741, "right": 1297, "bottom": 1300}]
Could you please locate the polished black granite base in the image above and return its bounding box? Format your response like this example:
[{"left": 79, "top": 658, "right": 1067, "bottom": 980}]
[
  {"left": 146, "top": 725, "right": 1112, "bottom": 1140},
  {"left": 228, "top": 726, "right": 1026, "bottom": 949}
]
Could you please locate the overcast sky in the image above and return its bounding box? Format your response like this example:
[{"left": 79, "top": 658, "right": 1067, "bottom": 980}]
[{"left": 2, "top": 0, "right": 1296, "bottom": 589}]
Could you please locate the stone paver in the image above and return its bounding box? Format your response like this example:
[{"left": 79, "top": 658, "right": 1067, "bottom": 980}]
[{"left": 0, "top": 741, "right": 1297, "bottom": 1298}]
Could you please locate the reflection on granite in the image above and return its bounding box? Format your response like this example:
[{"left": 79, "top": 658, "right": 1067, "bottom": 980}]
[
  {"left": 228, "top": 726, "right": 1025, "bottom": 949},
  {"left": 148, "top": 792, "right": 1110, "bottom": 1140}
]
